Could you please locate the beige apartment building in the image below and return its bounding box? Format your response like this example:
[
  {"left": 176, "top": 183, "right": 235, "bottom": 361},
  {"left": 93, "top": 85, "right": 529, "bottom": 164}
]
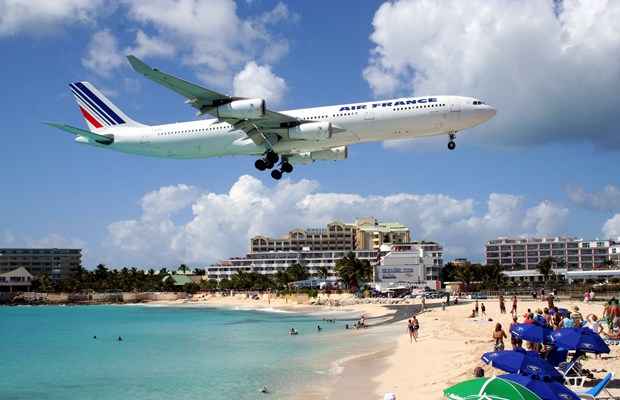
[{"left": 250, "top": 217, "right": 411, "bottom": 253}]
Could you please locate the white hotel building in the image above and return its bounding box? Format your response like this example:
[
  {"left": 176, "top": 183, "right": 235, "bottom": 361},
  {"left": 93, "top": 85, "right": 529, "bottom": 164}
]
[
  {"left": 206, "top": 241, "right": 443, "bottom": 284},
  {"left": 485, "top": 237, "right": 620, "bottom": 283}
]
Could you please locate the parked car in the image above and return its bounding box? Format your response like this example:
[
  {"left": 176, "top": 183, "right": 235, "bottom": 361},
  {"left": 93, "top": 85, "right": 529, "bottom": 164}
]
[{"left": 470, "top": 292, "right": 488, "bottom": 299}]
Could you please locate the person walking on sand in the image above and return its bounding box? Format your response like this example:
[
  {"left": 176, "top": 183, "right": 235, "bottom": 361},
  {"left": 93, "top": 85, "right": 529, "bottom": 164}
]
[
  {"left": 475, "top": 300, "right": 479, "bottom": 317},
  {"left": 481, "top": 303, "right": 487, "bottom": 317},
  {"left": 421, "top": 295, "right": 426, "bottom": 311},
  {"left": 412, "top": 315, "right": 420, "bottom": 341},
  {"left": 511, "top": 296, "right": 518, "bottom": 316},
  {"left": 499, "top": 295, "right": 506, "bottom": 314},
  {"left": 408, "top": 319, "right": 415, "bottom": 343}
]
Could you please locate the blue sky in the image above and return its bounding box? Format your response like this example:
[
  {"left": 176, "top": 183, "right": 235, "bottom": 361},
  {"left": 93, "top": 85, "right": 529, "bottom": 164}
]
[{"left": 1, "top": 0, "right": 619, "bottom": 267}]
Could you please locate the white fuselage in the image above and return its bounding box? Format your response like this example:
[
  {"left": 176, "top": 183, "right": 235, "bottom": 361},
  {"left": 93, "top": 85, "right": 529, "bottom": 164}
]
[{"left": 78, "top": 95, "right": 496, "bottom": 159}]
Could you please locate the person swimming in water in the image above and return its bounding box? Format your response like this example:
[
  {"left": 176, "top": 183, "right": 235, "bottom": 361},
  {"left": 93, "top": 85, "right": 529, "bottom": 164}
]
[
  {"left": 289, "top": 328, "right": 298, "bottom": 335},
  {"left": 118, "top": 336, "right": 123, "bottom": 342}
]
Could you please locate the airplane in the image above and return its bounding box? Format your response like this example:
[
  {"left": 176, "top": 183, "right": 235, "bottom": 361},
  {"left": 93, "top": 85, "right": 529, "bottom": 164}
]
[{"left": 47, "top": 55, "right": 496, "bottom": 180}]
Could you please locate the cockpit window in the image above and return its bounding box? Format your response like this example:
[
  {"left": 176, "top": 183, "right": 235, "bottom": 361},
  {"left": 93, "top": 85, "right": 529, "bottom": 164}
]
[{"left": 473, "top": 100, "right": 485, "bottom": 105}]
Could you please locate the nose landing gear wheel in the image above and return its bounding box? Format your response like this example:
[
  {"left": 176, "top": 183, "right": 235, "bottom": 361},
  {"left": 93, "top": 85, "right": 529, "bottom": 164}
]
[
  {"left": 271, "top": 169, "right": 282, "bottom": 180},
  {"left": 448, "top": 141, "right": 456, "bottom": 150}
]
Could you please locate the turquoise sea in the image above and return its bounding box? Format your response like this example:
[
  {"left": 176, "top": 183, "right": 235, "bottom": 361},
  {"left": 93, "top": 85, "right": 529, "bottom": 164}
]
[{"left": 0, "top": 305, "right": 380, "bottom": 400}]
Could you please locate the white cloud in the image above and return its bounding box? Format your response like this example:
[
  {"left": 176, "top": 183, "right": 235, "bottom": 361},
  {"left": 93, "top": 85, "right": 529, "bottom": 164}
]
[
  {"left": 233, "top": 62, "right": 287, "bottom": 105},
  {"left": 567, "top": 184, "right": 620, "bottom": 212},
  {"left": 125, "top": 29, "right": 176, "bottom": 59},
  {"left": 122, "top": 0, "right": 293, "bottom": 89},
  {"left": 28, "top": 233, "right": 86, "bottom": 250},
  {"left": 364, "top": 0, "right": 620, "bottom": 149},
  {"left": 0, "top": 0, "right": 105, "bottom": 36},
  {"left": 105, "top": 176, "right": 570, "bottom": 265},
  {"left": 82, "top": 30, "right": 125, "bottom": 77},
  {"left": 603, "top": 214, "right": 620, "bottom": 239}
]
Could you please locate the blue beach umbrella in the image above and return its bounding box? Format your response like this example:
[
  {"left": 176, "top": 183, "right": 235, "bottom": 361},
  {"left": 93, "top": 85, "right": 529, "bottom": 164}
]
[
  {"left": 481, "top": 351, "right": 564, "bottom": 381},
  {"left": 511, "top": 323, "right": 554, "bottom": 344},
  {"left": 500, "top": 374, "right": 580, "bottom": 400},
  {"left": 551, "top": 327, "right": 610, "bottom": 354}
]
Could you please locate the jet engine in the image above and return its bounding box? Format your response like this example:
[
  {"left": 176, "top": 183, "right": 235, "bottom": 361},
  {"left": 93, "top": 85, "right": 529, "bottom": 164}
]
[
  {"left": 288, "top": 146, "right": 347, "bottom": 164},
  {"left": 216, "top": 99, "right": 265, "bottom": 119},
  {"left": 289, "top": 121, "right": 333, "bottom": 141}
]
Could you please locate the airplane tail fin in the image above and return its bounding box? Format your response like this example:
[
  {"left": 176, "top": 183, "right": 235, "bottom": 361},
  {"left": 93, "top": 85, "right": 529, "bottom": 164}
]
[{"left": 69, "top": 81, "right": 144, "bottom": 131}]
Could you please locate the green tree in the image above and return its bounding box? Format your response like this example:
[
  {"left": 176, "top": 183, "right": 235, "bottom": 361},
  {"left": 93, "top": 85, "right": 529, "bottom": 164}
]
[
  {"left": 35, "top": 273, "right": 53, "bottom": 292},
  {"left": 537, "top": 257, "right": 555, "bottom": 282},
  {"left": 455, "top": 263, "right": 474, "bottom": 291},
  {"left": 335, "top": 252, "right": 372, "bottom": 291},
  {"left": 178, "top": 264, "right": 189, "bottom": 274},
  {"left": 317, "top": 266, "right": 329, "bottom": 280},
  {"left": 440, "top": 262, "right": 457, "bottom": 282},
  {"left": 287, "top": 263, "right": 309, "bottom": 282}
]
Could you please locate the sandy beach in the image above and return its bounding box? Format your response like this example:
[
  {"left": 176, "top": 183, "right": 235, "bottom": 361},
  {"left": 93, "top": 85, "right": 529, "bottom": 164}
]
[{"left": 145, "top": 293, "right": 620, "bottom": 399}]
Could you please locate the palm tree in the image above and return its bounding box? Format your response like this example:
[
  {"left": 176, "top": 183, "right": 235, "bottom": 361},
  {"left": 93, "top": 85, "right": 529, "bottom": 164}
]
[
  {"left": 335, "top": 252, "right": 372, "bottom": 291},
  {"left": 317, "top": 266, "right": 329, "bottom": 280},
  {"left": 537, "top": 257, "right": 555, "bottom": 282},
  {"left": 287, "top": 263, "right": 309, "bottom": 282}
]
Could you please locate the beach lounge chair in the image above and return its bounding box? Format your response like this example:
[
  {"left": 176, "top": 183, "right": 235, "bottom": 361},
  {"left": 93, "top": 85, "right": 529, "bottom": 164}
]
[
  {"left": 576, "top": 372, "right": 615, "bottom": 400},
  {"left": 559, "top": 354, "right": 588, "bottom": 387}
]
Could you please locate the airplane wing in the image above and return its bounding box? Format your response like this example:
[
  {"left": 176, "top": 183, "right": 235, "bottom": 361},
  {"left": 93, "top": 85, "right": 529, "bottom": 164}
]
[{"left": 127, "top": 55, "right": 299, "bottom": 147}]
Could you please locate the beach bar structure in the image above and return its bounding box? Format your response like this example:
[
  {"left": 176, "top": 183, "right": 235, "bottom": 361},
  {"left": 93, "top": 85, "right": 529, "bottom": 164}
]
[{"left": 0, "top": 267, "right": 33, "bottom": 292}]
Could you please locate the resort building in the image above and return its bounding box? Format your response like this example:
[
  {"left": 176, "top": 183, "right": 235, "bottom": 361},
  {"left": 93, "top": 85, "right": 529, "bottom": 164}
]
[
  {"left": 0, "top": 248, "right": 81, "bottom": 282},
  {"left": 249, "top": 217, "right": 411, "bottom": 253},
  {"left": 206, "top": 249, "right": 379, "bottom": 281},
  {"left": 207, "top": 241, "right": 443, "bottom": 285},
  {"left": 485, "top": 237, "right": 620, "bottom": 283},
  {"left": 0, "top": 267, "right": 33, "bottom": 292}
]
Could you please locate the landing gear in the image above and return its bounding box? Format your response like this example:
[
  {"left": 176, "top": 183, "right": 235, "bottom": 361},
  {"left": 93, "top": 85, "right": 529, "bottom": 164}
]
[
  {"left": 448, "top": 133, "right": 456, "bottom": 150},
  {"left": 271, "top": 169, "right": 282, "bottom": 180},
  {"left": 281, "top": 162, "right": 293, "bottom": 174},
  {"left": 254, "top": 159, "right": 266, "bottom": 171},
  {"left": 265, "top": 151, "right": 279, "bottom": 164},
  {"left": 254, "top": 152, "right": 294, "bottom": 179}
]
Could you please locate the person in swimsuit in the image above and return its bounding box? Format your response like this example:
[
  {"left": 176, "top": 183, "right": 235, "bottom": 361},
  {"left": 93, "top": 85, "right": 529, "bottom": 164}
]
[
  {"left": 493, "top": 323, "right": 507, "bottom": 351},
  {"left": 412, "top": 316, "right": 420, "bottom": 342},
  {"left": 511, "top": 296, "right": 518, "bottom": 316},
  {"left": 407, "top": 319, "right": 415, "bottom": 343}
]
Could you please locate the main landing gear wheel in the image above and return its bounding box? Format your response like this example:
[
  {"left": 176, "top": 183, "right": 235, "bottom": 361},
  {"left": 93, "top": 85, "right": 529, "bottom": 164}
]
[
  {"left": 266, "top": 151, "right": 279, "bottom": 164},
  {"left": 254, "top": 159, "right": 267, "bottom": 171},
  {"left": 281, "top": 162, "right": 293, "bottom": 174},
  {"left": 271, "top": 169, "right": 282, "bottom": 180}
]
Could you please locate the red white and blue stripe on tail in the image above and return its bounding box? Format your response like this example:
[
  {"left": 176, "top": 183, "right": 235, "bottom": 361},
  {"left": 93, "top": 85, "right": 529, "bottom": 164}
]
[{"left": 69, "top": 82, "right": 141, "bottom": 131}]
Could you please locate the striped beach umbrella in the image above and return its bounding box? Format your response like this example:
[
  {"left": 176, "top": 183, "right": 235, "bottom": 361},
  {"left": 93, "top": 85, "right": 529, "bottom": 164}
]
[{"left": 444, "top": 376, "right": 542, "bottom": 400}]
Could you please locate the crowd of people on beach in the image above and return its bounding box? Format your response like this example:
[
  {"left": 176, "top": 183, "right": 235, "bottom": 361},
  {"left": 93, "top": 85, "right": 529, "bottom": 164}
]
[{"left": 489, "top": 294, "right": 620, "bottom": 353}]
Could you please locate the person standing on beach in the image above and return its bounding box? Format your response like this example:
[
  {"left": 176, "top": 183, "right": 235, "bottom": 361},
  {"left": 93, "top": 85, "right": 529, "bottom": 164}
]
[
  {"left": 412, "top": 316, "right": 420, "bottom": 342},
  {"left": 407, "top": 319, "right": 415, "bottom": 343},
  {"left": 509, "top": 316, "right": 522, "bottom": 350},
  {"left": 511, "top": 296, "right": 518, "bottom": 316},
  {"left": 499, "top": 295, "right": 506, "bottom": 314},
  {"left": 493, "top": 323, "right": 507, "bottom": 351},
  {"left": 481, "top": 303, "right": 486, "bottom": 317},
  {"left": 475, "top": 300, "right": 479, "bottom": 317},
  {"left": 421, "top": 295, "right": 426, "bottom": 311}
]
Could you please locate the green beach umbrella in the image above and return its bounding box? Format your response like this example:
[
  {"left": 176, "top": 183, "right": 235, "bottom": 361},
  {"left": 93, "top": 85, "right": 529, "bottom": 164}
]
[{"left": 444, "top": 376, "right": 542, "bottom": 400}]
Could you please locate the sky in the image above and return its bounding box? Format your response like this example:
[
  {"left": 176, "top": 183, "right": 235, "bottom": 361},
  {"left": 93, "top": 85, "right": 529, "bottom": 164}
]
[{"left": 1, "top": 0, "right": 620, "bottom": 268}]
